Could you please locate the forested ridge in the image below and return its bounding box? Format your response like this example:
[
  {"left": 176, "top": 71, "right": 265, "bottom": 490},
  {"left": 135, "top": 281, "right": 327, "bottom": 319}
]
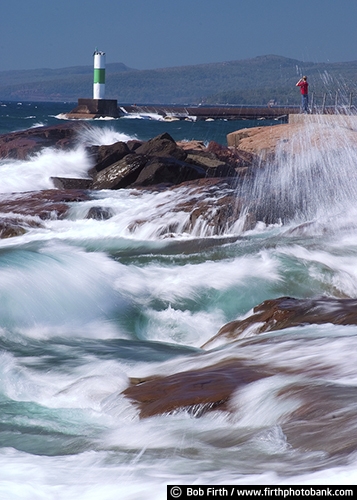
[{"left": 0, "top": 55, "right": 356, "bottom": 106}]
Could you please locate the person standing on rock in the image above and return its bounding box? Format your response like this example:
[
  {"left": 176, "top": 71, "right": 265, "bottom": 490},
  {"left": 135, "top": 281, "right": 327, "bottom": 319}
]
[{"left": 296, "top": 76, "right": 309, "bottom": 113}]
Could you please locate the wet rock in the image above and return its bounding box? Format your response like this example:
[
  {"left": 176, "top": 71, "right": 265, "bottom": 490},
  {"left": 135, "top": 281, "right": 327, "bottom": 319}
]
[
  {"left": 0, "top": 217, "right": 44, "bottom": 239},
  {"left": 133, "top": 157, "right": 206, "bottom": 187},
  {"left": 281, "top": 382, "right": 357, "bottom": 456},
  {"left": 123, "top": 360, "right": 272, "bottom": 418},
  {"left": 202, "top": 296, "right": 357, "bottom": 349},
  {"left": 0, "top": 190, "right": 90, "bottom": 219},
  {"left": 87, "top": 141, "right": 130, "bottom": 174},
  {"left": 51, "top": 177, "right": 93, "bottom": 190},
  {"left": 126, "top": 178, "right": 255, "bottom": 237},
  {"left": 0, "top": 123, "right": 81, "bottom": 160},
  {"left": 85, "top": 206, "right": 113, "bottom": 220},
  {"left": 186, "top": 153, "right": 226, "bottom": 170},
  {"left": 181, "top": 142, "right": 254, "bottom": 178},
  {"left": 207, "top": 141, "right": 255, "bottom": 170},
  {"left": 92, "top": 154, "right": 149, "bottom": 190},
  {"left": 171, "top": 178, "right": 256, "bottom": 234}
]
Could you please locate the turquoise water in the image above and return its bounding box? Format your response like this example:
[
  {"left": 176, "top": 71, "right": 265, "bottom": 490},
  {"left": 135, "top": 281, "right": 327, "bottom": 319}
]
[{"left": 0, "top": 103, "right": 356, "bottom": 498}]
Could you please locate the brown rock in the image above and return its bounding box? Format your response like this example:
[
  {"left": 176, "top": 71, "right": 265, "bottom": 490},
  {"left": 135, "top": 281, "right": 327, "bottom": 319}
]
[
  {"left": 0, "top": 123, "right": 81, "bottom": 160},
  {"left": 123, "top": 360, "right": 272, "bottom": 418},
  {"left": 282, "top": 383, "right": 357, "bottom": 456},
  {"left": 0, "top": 217, "right": 44, "bottom": 239},
  {"left": 126, "top": 178, "right": 255, "bottom": 237},
  {"left": 227, "top": 119, "right": 357, "bottom": 160},
  {"left": 207, "top": 141, "right": 255, "bottom": 169},
  {"left": 227, "top": 124, "right": 293, "bottom": 160},
  {"left": 202, "top": 296, "right": 357, "bottom": 349},
  {"left": 176, "top": 140, "right": 207, "bottom": 152},
  {"left": 0, "top": 190, "right": 90, "bottom": 219}
]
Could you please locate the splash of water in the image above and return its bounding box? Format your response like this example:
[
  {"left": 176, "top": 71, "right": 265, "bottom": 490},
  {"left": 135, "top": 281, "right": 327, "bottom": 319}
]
[
  {"left": 0, "top": 147, "right": 92, "bottom": 193},
  {"left": 239, "top": 115, "right": 357, "bottom": 228},
  {"left": 77, "top": 124, "right": 136, "bottom": 146}
]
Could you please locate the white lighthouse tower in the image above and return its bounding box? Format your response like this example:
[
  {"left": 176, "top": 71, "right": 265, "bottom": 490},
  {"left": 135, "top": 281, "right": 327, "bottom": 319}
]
[
  {"left": 93, "top": 50, "right": 106, "bottom": 99},
  {"left": 65, "top": 49, "right": 119, "bottom": 119}
]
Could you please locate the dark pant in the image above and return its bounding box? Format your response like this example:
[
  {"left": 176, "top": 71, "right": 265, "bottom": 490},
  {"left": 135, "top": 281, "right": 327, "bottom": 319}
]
[{"left": 301, "top": 94, "right": 309, "bottom": 113}]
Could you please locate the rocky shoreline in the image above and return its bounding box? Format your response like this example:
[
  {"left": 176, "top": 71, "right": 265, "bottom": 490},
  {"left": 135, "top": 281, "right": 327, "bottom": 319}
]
[
  {"left": 0, "top": 122, "right": 262, "bottom": 240},
  {"left": 2, "top": 121, "right": 356, "bottom": 420}
]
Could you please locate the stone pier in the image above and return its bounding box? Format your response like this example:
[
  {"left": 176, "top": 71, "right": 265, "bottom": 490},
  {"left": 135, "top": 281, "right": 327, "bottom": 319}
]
[{"left": 64, "top": 98, "right": 120, "bottom": 119}]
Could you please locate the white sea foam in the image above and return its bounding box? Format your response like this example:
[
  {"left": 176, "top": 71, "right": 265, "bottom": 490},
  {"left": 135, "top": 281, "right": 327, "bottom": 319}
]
[
  {"left": 0, "top": 147, "right": 92, "bottom": 193},
  {"left": 122, "top": 111, "right": 165, "bottom": 121},
  {"left": 2, "top": 107, "right": 357, "bottom": 494}
]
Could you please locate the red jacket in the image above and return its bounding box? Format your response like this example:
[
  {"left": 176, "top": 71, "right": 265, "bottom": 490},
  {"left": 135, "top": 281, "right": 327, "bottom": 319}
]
[{"left": 297, "top": 81, "right": 308, "bottom": 95}]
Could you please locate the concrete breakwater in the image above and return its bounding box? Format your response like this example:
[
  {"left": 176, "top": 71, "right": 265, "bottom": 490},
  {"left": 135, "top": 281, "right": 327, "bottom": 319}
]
[
  {"left": 64, "top": 100, "right": 357, "bottom": 121},
  {"left": 120, "top": 104, "right": 299, "bottom": 121}
]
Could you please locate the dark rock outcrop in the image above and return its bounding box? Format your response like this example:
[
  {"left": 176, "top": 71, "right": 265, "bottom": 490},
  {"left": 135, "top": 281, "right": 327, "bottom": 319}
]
[
  {"left": 87, "top": 141, "right": 130, "bottom": 174},
  {"left": 92, "top": 154, "right": 149, "bottom": 190},
  {"left": 90, "top": 135, "right": 255, "bottom": 190},
  {"left": 132, "top": 157, "right": 206, "bottom": 187},
  {"left": 134, "top": 132, "right": 187, "bottom": 161},
  {"left": 51, "top": 177, "right": 93, "bottom": 190}
]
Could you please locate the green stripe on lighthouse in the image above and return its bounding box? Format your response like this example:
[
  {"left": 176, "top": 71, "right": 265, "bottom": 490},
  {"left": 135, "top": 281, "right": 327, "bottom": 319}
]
[{"left": 94, "top": 68, "right": 105, "bottom": 84}]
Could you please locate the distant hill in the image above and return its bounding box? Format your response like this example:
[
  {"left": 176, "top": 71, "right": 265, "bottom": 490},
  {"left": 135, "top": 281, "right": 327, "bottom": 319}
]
[{"left": 0, "top": 55, "right": 356, "bottom": 106}]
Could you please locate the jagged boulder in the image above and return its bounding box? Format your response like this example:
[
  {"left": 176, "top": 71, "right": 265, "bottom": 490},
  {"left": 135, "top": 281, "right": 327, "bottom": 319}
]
[
  {"left": 92, "top": 154, "right": 149, "bottom": 190},
  {"left": 133, "top": 157, "right": 206, "bottom": 187},
  {"left": 87, "top": 141, "right": 130, "bottom": 174},
  {"left": 135, "top": 132, "right": 187, "bottom": 160}
]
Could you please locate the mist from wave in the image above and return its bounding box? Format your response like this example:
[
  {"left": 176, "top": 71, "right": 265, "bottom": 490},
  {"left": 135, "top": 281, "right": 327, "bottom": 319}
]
[{"left": 238, "top": 114, "right": 357, "bottom": 230}]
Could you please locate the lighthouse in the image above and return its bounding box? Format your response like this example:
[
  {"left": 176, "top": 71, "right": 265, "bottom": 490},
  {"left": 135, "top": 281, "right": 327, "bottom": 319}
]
[
  {"left": 64, "top": 50, "right": 119, "bottom": 119},
  {"left": 93, "top": 50, "right": 106, "bottom": 99}
]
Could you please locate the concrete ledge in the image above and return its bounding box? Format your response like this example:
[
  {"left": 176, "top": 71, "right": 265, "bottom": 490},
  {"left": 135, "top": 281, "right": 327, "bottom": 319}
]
[{"left": 289, "top": 114, "right": 357, "bottom": 128}]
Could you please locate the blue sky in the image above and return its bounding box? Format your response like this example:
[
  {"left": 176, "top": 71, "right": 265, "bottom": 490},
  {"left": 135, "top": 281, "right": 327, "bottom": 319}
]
[{"left": 1, "top": 0, "right": 357, "bottom": 71}]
